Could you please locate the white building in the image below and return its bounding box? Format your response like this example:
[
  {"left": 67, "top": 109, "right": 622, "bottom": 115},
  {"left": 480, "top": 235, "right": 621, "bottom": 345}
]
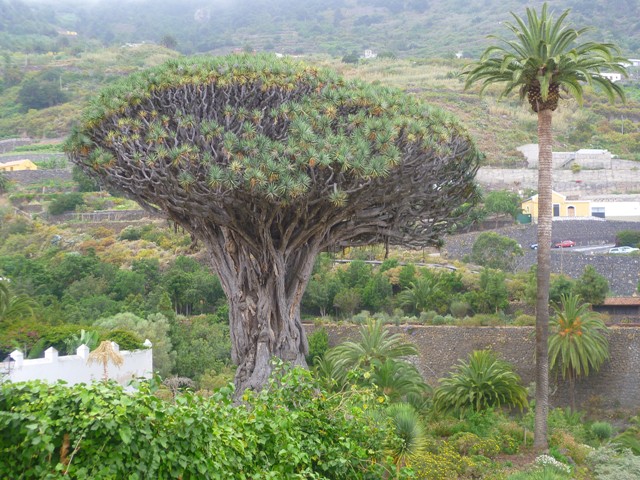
[{"left": 601, "top": 72, "right": 623, "bottom": 83}]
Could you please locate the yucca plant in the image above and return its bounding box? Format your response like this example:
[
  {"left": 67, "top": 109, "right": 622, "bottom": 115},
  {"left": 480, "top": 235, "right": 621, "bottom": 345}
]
[
  {"left": 433, "top": 350, "right": 528, "bottom": 416},
  {"left": 384, "top": 403, "right": 428, "bottom": 477},
  {"left": 549, "top": 294, "right": 609, "bottom": 412}
]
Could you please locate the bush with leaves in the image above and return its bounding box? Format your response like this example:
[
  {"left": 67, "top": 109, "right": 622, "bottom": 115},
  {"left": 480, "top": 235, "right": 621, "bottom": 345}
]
[
  {"left": 47, "top": 192, "right": 85, "bottom": 215},
  {"left": 0, "top": 366, "right": 410, "bottom": 479},
  {"left": 432, "top": 349, "right": 528, "bottom": 415}
]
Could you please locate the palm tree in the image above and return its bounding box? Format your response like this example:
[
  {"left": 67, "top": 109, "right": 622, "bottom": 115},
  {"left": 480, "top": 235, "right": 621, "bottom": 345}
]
[
  {"left": 87, "top": 340, "right": 124, "bottom": 382},
  {"left": 397, "top": 275, "right": 441, "bottom": 314},
  {"left": 432, "top": 349, "right": 528, "bottom": 416},
  {"left": 549, "top": 294, "right": 609, "bottom": 412},
  {"left": 0, "top": 280, "right": 36, "bottom": 324},
  {"left": 464, "top": 3, "right": 625, "bottom": 450},
  {"left": 326, "top": 318, "right": 418, "bottom": 378}
]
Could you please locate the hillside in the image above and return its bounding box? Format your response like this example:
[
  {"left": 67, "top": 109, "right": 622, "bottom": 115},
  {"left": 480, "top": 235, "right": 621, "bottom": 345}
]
[{"left": 2, "top": 0, "right": 640, "bottom": 58}]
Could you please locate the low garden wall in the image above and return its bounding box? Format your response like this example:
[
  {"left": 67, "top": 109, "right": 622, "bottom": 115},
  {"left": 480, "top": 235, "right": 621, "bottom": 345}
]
[
  {"left": 5, "top": 341, "right": 153, "bottom": 386},
  {"left": 309, "top": 324, "right": 640, "bottom": 410}
]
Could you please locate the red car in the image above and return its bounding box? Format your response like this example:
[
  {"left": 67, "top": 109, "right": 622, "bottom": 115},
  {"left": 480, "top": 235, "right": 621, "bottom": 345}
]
[{"left": 554, "top": 240, "right": 576, "bottom": 248}]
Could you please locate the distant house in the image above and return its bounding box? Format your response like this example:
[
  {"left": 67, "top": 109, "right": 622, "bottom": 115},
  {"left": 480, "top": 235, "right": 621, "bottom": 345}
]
[
  {"left": 522, "top": 190, "right": 640, "bottom": 221},
  {"left": 601, "top": 72, "right": 623, "bottom": 83},
  {"left": 593, "top": 297, "right": 640, "bottom": 322},
  {"left": 521, "top": 190, "right": 591, "bottom": 220},
  {"left": 0, "top": 159, "right": 38, "bottom": 172},
  {"left": 518, "top": 144, "right": 612, "bottom": 169},
  {"left": 363, "top": 49, "right": 377, "bottom": 59}
]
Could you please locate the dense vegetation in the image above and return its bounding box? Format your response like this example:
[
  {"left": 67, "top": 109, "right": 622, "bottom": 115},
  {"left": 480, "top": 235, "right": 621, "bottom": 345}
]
[{"left": 2, "top": 0, "right": 640, "bottom": 58}]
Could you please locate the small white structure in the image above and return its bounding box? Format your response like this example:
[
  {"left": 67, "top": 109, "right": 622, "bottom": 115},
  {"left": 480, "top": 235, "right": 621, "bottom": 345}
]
[
  {"left": 601, "top": 72, "right": 623, "bottom": 83},
  {"left": 455, "top": 51, "right": 463, "bottom": 59},
  {"left": 363, "top": 49, "right": 377, "bottom": 59},
  {"left": 518, "top": 144, "right": 612, "bottom": 169},
  {"left": 4, "top": 341, "right": 153, "bottom": 386}
]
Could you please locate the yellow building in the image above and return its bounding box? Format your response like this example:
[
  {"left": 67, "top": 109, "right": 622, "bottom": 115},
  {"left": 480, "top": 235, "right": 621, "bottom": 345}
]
[
  {"left": 521, "top": 190, "right": 591, "bottom": 220},
  {"left": 0, "top": 159, "right": 38, "bottom": 172}
]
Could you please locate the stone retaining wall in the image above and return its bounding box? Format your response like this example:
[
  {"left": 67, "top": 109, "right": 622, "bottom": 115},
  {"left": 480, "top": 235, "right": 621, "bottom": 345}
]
[
  {"left": 476, "top": 166, "right": 640, "bottom": 194},
  {"left": 0, "top": 138, "right": 33, "bottom": 154},
  {"left": 310, "top": 324, "right": 640, "bottom": 409},
  {"left": 4, "top": 168, "right": 72, "bottom": 184}
]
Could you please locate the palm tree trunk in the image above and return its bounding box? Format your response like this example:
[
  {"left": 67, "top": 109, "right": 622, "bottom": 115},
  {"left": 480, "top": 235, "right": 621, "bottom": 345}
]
[{"left": 534, "top": 108, "right": 553, "bottom": 452}]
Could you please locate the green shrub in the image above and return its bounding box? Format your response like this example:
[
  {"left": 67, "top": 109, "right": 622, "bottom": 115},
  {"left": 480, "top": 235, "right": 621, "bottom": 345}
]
[
  {"left": 591, "top": 421, "right": 614, "bottom": 441},
  {"left": 0, "top": 365, "right": 406, "bottom": 479},
  {"left": 616, "top": 230, "right": 640, "bottom": 248},
  {"left": 306, "top": 327, "right": 329, "bottom": 366},
  {"left": 418, "top": 310, "right": 437, "bottom": 324},
  {"left": 103, "top": 329, "right": 145, "bottom": 351},
  {"left": 47, "top": 192, "right": 84, "bottom": 215},
  {"left": 431, "top": 314, "right": 446, "bottom": 325},
  {"left": 513, "top": 314, "right": 535, "bottom": 326},
  {"left": 118, "top": 225, "right": 143, "bottom": 241},
  {"left": 449, "top": 300, "right": 470, "bottom": 318},
  {"left": 588, "top": 446, "right": 640, "bottom": 480}
]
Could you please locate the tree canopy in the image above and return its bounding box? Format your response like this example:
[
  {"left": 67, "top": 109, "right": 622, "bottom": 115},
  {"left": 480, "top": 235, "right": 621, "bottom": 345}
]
[{"left": 66, "top": 54, "right": 480, "bottom": 393}]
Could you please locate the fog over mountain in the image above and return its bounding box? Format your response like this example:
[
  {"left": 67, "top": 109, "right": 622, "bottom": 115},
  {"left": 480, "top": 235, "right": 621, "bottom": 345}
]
[{"left": 2, "top": 0, "right": 639, "bottom": 57}]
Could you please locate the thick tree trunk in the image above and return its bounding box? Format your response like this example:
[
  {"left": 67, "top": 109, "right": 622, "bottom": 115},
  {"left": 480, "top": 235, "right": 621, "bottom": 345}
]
[
  {"left": 203, "top": 227, "right": 316, "bottom": 396},
  {"left": 534, "top": 108, "right": 553, "bottom": 451}
]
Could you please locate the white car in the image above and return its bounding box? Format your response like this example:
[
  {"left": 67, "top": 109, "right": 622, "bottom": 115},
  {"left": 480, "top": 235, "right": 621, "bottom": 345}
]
[{"left": 609, "top": 246, "right": 640, "bottom": 254}]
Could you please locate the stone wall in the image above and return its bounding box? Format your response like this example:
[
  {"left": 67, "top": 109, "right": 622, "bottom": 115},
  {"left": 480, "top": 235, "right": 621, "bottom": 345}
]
[
  {"left": 0, "top": 138, "right": 33, "bottom": 154},
  {"left": 476, "top": 165, "right": 640, "bottom": 195},
  {"left": 4, "top": 168, "right": 72, "bottom": 184},
  {"left": 310, "top": 324, "right": 640, "bottom": 409}
]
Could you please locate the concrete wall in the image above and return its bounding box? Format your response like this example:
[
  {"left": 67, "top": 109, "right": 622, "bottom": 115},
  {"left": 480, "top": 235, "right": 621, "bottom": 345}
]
[
  {"left": 313, "top": 324, "right": 640, "bottom": 409},
  {"left": 6, "top": 341, "right": 153, "bottom": 386}
]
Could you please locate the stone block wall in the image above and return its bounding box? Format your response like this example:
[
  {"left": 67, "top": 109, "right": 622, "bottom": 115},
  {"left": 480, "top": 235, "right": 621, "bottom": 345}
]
[
  {"left": 0, "top": 138, "right": 33, "bottom": 154},
  {"left": 309, "top": 324, "right": 640, "bottom": 409}
]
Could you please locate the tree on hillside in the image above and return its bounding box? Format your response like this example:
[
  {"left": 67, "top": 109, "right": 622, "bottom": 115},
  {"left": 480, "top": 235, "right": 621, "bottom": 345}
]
[
  {"left": 484, "top": 190, "right": 522, "bottom": 226},
  {"left": 465, "top": 3, "right": 625, "bottom": 450},
  {"left": 66, "top": 54, "right": 480, "bottom": 394},
  {"left": 470, "top": 231, "right": 523, "bottom": 272},
  {"left": 549, "top": 294, "right": 609, "bottom": 412},
  {"left": 574, "top": 265, "right": 609, "bottom": 306}
]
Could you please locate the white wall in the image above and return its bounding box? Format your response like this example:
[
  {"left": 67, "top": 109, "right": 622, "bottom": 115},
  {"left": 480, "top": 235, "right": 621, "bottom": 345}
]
[
  {"left": 6, "top": 341, "right": 153, "bottom": 386},
  {"left": 592, "top": 201, "right": 640, "bottom": 218}
]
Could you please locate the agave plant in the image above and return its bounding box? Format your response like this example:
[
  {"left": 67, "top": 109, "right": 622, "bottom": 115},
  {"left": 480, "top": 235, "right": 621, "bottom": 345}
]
[{"left": 433, "top": 350, "right": 528, "bottom": 416}]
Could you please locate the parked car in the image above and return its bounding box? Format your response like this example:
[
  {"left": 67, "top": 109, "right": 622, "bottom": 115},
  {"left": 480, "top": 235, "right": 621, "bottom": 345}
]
[
  {"left": 530, "top": 243, "right": 538, "bottom": 250},
  {"left": 554, "top": 240, "right": 576, "bottom": 248},
  {"left": 609, "top": 246, "right": 640, "bottom": 254}
]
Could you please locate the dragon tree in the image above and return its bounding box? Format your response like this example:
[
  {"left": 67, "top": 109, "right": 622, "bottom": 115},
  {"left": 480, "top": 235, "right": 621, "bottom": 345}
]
[{"left": 66, "top": 54, "right": 480, "bottom": 394}]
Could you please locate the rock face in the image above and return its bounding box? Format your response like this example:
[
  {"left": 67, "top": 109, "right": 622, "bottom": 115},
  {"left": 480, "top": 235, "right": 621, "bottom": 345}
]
[
  {"left": 308, "top": 324, "right": 640, "bottom": 410},
  {"left": 444, "top": 220, "right": 640, "bottom": 295}
]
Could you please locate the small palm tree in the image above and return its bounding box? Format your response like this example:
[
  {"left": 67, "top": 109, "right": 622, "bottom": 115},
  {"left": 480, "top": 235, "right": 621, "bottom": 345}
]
[
  {"left": 326, "top": 318, "right": 418, "bottom": 378},
  {"left": 397, "top": 275, "right": 441, "bottom": 314},
  {"left": 0, "top": 281, "right": 36, "bottom": 324},
  {"left": 549, "top": 294, "right": 609, "bottom": 411},
  {"left": 433, "top": 350, "right": 528, "bottom": 416},
  {"left": 371, "top": 358, "right": 431, "bottom": 405},
  {"left": 87, "top": 341, "right": 124, "bottom": 382},
  {"left": 465, "top": 2, "right": 625, "bottom": 450}
]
